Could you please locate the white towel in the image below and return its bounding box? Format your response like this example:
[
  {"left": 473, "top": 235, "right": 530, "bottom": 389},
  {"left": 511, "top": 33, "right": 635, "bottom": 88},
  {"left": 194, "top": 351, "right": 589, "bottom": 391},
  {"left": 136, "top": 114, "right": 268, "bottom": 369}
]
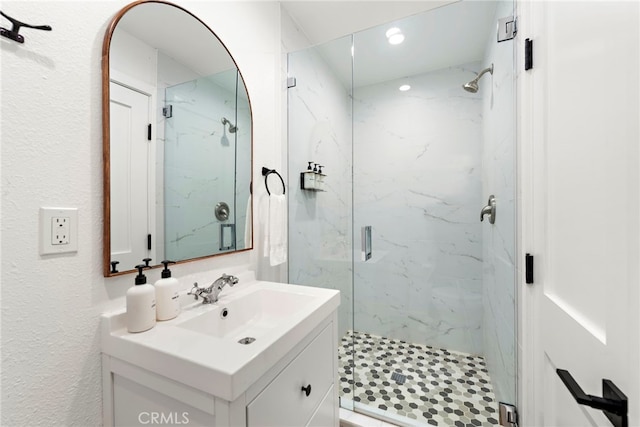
[
  {"left": 266, "top": 194, "right": 287, "bottom": 266},
  {"left": 244, "top": 194, "right": 252, "bottom": 249}
]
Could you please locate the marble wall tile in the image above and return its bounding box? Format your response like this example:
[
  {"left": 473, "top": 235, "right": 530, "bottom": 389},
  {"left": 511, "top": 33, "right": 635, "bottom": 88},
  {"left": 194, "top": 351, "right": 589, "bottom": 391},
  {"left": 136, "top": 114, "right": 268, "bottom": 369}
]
[
  {"left": 352, "top": 64, "right": 484, "bottom": 355},
  {"left": 287, "top": 49, "right": 487, "bottom": 354},
  {"left": 287, "top": 38, "right": 354, "bottom": 339}
]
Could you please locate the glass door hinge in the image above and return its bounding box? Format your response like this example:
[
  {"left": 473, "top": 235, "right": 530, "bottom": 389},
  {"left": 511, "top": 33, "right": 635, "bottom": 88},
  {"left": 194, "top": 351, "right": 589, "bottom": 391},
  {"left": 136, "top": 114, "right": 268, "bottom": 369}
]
[{"left": 498, "top": 16, "right": 517, "bottom": 42}]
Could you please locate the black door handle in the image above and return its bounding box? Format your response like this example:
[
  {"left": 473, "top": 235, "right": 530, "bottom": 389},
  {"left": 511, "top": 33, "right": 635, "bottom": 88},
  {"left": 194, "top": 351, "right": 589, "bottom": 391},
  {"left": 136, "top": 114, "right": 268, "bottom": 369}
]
[{"left": 556, "top": 369, "right": 628, "bottom": 427}]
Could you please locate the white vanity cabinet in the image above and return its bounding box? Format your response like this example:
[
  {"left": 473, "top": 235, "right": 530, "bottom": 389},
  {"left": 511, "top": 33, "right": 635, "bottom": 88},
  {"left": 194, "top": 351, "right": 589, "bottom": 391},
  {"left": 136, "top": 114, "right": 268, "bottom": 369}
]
[
  {"left": 246, "top": 322, "right": 334, "bottom": 426},
  {"left": 102, "top": 311, "right": 339, "bottom": 427}
]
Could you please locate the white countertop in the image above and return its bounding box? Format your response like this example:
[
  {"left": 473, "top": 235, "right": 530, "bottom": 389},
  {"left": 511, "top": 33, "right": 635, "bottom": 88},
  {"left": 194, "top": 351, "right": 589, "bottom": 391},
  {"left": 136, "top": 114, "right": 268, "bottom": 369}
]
[{"left": 101, "top": 276, "right": 340, "bottom": 402}]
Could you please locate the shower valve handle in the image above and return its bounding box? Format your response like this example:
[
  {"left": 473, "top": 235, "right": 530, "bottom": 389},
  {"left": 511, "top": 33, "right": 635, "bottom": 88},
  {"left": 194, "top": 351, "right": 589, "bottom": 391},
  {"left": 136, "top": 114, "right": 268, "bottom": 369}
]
[{"left": 480, "top": 195, "right": 496, "bottom": 224}]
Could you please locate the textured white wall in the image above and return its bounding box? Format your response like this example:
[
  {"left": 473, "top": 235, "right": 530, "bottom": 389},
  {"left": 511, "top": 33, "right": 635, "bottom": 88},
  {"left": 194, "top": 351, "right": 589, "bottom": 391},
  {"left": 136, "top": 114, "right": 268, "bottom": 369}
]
[{"left": 0, "top": 1, "right": 282, "bottom": 425}]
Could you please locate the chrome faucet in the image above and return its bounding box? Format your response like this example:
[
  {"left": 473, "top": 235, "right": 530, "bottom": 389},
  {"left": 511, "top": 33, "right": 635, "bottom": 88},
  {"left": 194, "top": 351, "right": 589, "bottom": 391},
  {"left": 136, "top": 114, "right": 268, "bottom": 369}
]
[{"left": 187, "top": 274, "right": 239, "bottom": 304}]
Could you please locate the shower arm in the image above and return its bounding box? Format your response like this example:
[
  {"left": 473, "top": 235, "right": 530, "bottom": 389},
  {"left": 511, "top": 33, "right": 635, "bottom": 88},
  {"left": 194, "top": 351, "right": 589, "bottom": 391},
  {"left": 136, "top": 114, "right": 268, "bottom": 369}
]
[{"left": 472, "top": 64, "right": 494, "bottom": 82}]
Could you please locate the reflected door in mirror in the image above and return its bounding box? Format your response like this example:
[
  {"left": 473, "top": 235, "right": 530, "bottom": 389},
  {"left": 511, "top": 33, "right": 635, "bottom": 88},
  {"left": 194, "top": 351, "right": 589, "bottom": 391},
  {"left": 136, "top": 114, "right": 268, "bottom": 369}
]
[{"left": 110, "top": 82, "right": 153, "bottom": 269}]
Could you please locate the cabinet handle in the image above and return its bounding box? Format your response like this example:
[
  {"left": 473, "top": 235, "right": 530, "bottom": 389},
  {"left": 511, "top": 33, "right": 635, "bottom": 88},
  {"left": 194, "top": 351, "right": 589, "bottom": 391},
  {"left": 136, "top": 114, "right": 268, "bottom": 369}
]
[{"left": 301, "top": 384, "right": 312, "bottom": 397}]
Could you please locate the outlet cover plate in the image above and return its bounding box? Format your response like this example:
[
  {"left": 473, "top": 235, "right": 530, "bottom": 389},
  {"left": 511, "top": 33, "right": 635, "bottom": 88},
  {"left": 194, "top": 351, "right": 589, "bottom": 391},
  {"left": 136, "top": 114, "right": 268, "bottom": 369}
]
[{"left": 40, "top": 207, "right": 78, "bottom": 255}]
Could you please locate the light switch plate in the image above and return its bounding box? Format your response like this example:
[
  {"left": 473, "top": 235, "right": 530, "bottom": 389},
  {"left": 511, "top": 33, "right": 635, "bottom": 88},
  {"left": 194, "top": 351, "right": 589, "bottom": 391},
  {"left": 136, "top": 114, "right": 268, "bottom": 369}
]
[{"left": 40, "top": 207, "right": 78, "bottom": 255}]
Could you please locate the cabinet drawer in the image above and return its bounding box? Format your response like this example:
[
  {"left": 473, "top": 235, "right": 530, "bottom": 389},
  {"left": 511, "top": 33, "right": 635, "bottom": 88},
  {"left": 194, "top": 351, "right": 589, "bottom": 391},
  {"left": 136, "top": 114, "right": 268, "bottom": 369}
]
[
  {"left": 247, "top": 324, "right": 333, "bottom": 427},
  {"left": 307, "top": 384, "right": 336, "bottom": 427}
]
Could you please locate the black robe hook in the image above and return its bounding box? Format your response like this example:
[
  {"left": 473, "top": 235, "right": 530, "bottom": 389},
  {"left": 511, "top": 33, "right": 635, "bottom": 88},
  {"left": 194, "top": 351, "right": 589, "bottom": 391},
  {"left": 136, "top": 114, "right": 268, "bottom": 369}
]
[{"left": 0, "top": 11, "right": 52, "bottom": 44}]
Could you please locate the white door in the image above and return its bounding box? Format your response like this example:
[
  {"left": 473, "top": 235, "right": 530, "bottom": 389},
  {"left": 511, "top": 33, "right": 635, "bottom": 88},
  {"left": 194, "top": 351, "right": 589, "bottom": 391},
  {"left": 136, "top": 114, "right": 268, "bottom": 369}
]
[
  {"left": 526, "top": 1, "right": 639, "bottom": 425},
  {"left": 110, "top": 82, "right": 152, "bottom": 271}
]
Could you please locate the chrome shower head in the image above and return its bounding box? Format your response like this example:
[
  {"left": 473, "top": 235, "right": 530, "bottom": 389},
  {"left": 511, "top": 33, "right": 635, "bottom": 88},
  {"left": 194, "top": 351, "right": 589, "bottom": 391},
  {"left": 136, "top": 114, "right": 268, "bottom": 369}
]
[
  {"left": 463, "top": 81, "right": 479, "bottom": 93},
  {"left": 221, "top": 117, "right": 237, "bottom": 133},
  {"left": 462, "top": 64, "right": 494, "bottom": 93}
]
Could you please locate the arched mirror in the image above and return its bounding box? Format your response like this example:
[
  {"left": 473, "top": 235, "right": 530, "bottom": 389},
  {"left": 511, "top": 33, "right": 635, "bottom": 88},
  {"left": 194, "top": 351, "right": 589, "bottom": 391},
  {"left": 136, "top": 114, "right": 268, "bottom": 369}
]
[{"left": 102, "top": 0, "right": 252, "bottom": 277}]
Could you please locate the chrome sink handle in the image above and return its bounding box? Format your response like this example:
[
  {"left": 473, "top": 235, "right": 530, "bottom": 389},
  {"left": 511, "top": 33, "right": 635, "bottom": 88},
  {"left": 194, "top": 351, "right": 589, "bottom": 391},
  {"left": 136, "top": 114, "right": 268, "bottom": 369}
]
[
  {"left": 187, "top": 282, "right": 212, "bottom": 303},
  {"left": 480, "top": 195, "right": 496, "bottom": 224}
]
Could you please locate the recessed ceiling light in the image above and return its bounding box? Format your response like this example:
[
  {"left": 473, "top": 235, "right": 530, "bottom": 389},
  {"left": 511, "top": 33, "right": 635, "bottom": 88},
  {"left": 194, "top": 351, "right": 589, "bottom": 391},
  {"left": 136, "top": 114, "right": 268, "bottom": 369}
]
[
  {"left": 385, "top": 27, "right": 404, "bottom": 45},
  {"left": 399, "top": 84, "right": 411, "bottom": 92},
  {"left": 385, "top": 27, "right": 401, "bottom": 38},
  {"left": 388, "top": 34, "right": 405, "bottom": 45}
]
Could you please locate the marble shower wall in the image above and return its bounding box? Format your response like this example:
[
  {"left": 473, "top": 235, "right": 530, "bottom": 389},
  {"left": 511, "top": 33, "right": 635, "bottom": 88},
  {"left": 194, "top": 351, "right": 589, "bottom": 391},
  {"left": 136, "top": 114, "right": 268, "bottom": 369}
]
[
  {"left": 352, "top": 64, "right": 484, "bottom": 355},
  {"left": 481, "top": 0, "right": 517, "bottom": 406},
  {"left": 287, "top": 37, "right": 354, "bottom": 339}
]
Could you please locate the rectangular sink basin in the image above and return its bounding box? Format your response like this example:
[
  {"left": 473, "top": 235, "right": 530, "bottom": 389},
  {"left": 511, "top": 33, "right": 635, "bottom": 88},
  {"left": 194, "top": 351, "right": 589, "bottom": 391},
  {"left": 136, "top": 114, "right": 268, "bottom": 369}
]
[{"left": 176, "top": 288, "right": 315, "bottom": 341}]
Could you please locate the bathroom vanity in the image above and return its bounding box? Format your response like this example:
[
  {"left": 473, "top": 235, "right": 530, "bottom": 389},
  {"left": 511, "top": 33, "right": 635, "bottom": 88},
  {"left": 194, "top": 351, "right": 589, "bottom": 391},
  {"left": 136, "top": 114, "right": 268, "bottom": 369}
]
[{"left": 101, "top": 277, "right": 340, "bottom": 427}]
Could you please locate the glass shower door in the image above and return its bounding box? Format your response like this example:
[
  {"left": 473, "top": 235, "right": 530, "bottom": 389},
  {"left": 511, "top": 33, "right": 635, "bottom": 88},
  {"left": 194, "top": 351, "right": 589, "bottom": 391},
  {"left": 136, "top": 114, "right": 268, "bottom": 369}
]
[
  {"left": 349, "top": 1, "right": 516, "bottom": 424},
  {"left": 286, "top": 1, "right": 517, "bottom": 425},
  {"left": 286, "top": 35, "right": 356, "bottom": 409}
]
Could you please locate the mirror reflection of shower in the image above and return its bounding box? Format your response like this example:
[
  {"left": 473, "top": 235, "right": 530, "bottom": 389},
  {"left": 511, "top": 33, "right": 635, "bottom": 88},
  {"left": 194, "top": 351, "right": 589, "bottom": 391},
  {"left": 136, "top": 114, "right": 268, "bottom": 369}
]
[
  {"left": 221, "top": 117, "right": 237, "bottom": 133},
  {"left": 462, "top": 63, "right": 494, "bottom": 93},
  {"left": 220, "top": 117, "right": 237, "bottom": 146}
]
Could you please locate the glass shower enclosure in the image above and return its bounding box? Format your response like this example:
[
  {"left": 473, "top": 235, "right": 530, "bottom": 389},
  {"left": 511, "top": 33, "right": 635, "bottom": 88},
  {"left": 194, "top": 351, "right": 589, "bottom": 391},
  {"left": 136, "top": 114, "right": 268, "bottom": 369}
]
[{"left": 288, "top": 1, "right": 516, "bottom": 425}]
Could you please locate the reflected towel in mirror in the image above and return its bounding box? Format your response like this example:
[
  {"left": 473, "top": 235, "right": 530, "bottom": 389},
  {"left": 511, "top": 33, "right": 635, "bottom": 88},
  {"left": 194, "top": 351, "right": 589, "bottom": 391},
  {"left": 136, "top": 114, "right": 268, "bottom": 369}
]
[{"left": 244, "top": 194, "right": 252, "bottom": 248}]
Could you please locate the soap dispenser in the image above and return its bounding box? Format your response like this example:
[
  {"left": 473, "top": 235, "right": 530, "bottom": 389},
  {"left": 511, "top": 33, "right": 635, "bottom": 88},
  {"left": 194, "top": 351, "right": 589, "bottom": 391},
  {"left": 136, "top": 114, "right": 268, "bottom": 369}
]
[
  {"left": 316, "top": 165, "right": 325, "bottom": 191},
  {"left": 303, "top": 161, "right": 316, "bottom": 190},
  {"left": 154, "top": 260, "right": 180, "bottom": 321},
  {"left": 126, "top": 264, "right": 156, "bottom": 333}
]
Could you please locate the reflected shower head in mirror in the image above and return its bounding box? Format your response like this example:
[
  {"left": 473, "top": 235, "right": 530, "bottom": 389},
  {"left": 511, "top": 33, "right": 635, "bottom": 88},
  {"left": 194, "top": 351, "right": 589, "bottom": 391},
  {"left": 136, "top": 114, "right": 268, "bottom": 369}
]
[
  {"left": 221, "top": 117, "right": 237, "bottom": 133},
  {"left": 462, "top": 63, "right": 494, "bottom": 93},
  {"left": 220, "top": 128, "right": 229, "bottom": 146}
]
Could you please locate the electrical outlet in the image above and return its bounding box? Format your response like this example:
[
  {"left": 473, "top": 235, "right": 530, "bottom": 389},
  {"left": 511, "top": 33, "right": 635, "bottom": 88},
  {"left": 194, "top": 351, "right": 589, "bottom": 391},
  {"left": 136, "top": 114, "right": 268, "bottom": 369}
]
[
  {"left": 40, "top": 207, "right": 78, "bottom": 255},
  {"left": 51, "top": 217, "right": 70, "bottom": 245}
]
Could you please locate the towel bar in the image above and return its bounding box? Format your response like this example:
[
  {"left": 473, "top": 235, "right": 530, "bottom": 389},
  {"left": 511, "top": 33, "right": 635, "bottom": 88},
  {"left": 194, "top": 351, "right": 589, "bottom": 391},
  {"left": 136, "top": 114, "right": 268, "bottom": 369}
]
[{"left": 262, "top": 167, "right": 286, "bottom": 196}]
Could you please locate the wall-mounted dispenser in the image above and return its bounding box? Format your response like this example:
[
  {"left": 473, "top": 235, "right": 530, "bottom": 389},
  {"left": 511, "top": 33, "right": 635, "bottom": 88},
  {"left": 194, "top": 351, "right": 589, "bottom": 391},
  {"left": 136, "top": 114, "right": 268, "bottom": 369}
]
[{"left": 300, "top": 162, "right": 326, "bottom": 192}]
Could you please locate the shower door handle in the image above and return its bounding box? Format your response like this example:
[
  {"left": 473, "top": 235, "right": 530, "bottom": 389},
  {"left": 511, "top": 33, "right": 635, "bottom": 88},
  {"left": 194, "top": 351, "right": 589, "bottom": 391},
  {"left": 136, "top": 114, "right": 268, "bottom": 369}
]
[
  {"left": 480, "top": 195, "right": 496, "bottom": 224},
  {"left": 362, "top": 226, "right": 372, "bottom": 261}
]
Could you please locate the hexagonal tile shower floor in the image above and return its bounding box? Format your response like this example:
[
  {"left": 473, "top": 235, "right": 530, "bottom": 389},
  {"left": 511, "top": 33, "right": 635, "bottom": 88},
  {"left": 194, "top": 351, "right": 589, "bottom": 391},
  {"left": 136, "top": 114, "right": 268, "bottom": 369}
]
[{"left": 338, "top": 331, "right": 501, "bottom": 426}]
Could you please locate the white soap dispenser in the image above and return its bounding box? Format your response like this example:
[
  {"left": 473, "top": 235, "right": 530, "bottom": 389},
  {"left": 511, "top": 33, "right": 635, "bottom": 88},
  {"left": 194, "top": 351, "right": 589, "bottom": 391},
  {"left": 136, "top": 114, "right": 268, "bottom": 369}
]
[
  {"left": 126, "top": 264, "right": 156, "bottom": 333},
  {"left": 154, "top": 260, "right": 181, "bottom": 321},
  {"left": 316, "top": 165, "right": 325, "bottom": 191},
  {"left": 303, "top": 161, "right": 316, "bottom": 190}
]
